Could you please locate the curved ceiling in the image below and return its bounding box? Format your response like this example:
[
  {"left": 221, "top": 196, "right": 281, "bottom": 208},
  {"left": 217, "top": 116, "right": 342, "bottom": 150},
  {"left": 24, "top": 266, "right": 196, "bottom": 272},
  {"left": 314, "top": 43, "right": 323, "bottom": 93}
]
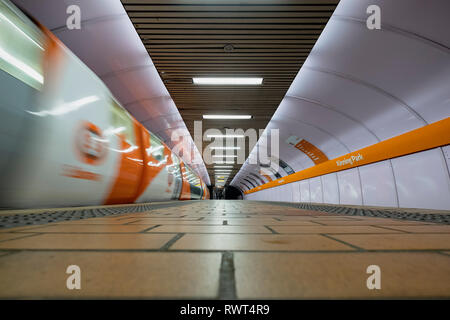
[
  {"left": 232, "top": 0, "right": 450, "bottom": 191},
  {"left": 121, "top": 0, "right": 339, "bottom": 186},
  {"left": 13, "top": 0, "right": 210, "bottom": 184}
]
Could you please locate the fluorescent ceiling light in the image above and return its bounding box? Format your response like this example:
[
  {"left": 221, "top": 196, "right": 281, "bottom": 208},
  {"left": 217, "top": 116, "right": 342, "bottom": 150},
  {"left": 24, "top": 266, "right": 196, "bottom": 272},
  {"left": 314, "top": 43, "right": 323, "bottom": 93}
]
[
  {"left": 203, "top": 115, "right": 252, "bottom": 120},
  {"left": 207, "top": 134, "right": 245, "bottom": 138},
  {"left": 212, "top": 155, "right": 237, "bottom": 158},
  {"left": 214, "top": 161, "right": 235, "bottom": 164},
  {"left": 214, "top": 165, "right": 233, "bottom": 168},
  {"left": 0, "top": 47, "right": 43, "bottom": 84},
  {"left": 193, "top": 77, "right": 262, "bottom": 85},
  {"left": 210, "top": 146, "right": 240, "bottom": 150}
]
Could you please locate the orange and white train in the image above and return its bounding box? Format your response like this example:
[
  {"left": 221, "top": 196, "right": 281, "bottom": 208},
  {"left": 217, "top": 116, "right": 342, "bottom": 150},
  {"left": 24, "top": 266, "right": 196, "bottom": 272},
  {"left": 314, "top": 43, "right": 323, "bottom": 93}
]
[{"left": 0, "top": 0, "right": 209, "bottom": 208}]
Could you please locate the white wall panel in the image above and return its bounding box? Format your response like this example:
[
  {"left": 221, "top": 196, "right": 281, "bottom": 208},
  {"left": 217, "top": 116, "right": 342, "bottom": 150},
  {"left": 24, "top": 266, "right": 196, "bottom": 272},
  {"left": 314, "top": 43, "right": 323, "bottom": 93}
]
[
  {"left": 337, "top": 168, "right": 363, "bottom": 205},
  {"left": 284, "top": 184, "right": 293, "bottom": 202},
  {"left": 359, "top": 161, "right": 398, "bottom": 207},
  {"left": 309, "top": 177, "right": 323, "bottom": 203},
  {"left": 442, "top": 145, "right": 450, "bottom": 175},
  {"left": 391, "top": 148, "right": 450, "bottom": 210},
  {"left": 300, "top": 180, "right": 310, "bottom": 202},
  {"left": 235, "top": 0, "right": 450, "bottom": 210},
  {"left": 292, "top": 182, "right": 301, "bottom": 202},
  {"left": 322, "top": 173, "right": 340, "bottom": 204}
]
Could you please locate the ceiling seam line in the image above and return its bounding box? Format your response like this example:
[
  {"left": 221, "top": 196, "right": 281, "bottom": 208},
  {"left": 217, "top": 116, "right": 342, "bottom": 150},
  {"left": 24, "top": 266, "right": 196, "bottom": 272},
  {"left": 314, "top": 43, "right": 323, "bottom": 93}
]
[
  {"left": 285, "top": 94, "right": 381, "bottom": 143},
  {"left": 304, "top": 66, "right": 428, "bottom": 125},
  {"left": 99, "top": 64, "right": 155, "bottom": 80},
  {"left": 272, "top": 117, "right": 352, "bottom": 153},
  {"left": 50, "top": 14, "right": 129, "bottom": 34},
  {"left": 332, "top": 14, "right": 450, "bottom": 54},
  {"left": 123, "top": 96, "right": 172, "bottom": 107}
]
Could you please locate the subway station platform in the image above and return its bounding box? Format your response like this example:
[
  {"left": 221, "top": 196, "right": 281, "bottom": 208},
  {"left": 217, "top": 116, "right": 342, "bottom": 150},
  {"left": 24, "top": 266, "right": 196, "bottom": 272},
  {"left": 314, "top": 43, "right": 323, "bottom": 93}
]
[{"left": 0, "top": 200, "right": 449, "bottom": 299}]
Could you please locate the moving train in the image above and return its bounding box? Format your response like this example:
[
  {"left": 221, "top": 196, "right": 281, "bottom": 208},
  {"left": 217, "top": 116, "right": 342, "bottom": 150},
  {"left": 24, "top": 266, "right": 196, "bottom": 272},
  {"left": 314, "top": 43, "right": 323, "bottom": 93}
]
[{"left": 0, "top": 0, "right": 209, "bottom": 208}]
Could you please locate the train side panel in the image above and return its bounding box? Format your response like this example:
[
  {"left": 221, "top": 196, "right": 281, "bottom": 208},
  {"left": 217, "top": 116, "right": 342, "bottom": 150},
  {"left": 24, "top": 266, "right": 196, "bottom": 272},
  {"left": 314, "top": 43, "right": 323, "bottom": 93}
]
[
  {"left": 136, "top": 132, "right": 183, "bottom": 202},
  {"left": 0, "top": 0, "right": 208, "bottom": 208},
  {"left": 3, "top": 41, "right": 128, "bottom": 208}
]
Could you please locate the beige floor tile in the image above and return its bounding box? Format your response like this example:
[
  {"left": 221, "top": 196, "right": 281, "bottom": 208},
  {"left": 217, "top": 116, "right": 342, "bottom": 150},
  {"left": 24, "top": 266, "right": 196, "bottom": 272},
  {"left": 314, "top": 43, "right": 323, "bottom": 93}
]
[
  {"left": 0, "top": 233, "right": 39, "bottom": 242},
  {"left": 128, "top": 217, "right": 200, "bottom": 221},
  {"left": 310, "top": 217, "right": 364, "bottom": 220},
  {"left": 332, "top": 234, "right": 450, "bottom": 250},
  {"left": 148, "top": 225, "right": 270, "bottom": 234},
  {"left": 314, "top": 220, "right": 431, "bottom": 226},
  {"left": 171, "top": 234, "right": 354, "bottom": 251},
  {"left": 235, "top": 252, "right": 450, "bottom": 298},
  {"left": 13, "top": 224, "right": 153, "bottom": 233},
  {"left": 270, "top": 225, "right": 403, "bottom": 234},
  {"left": 207, "top": 219, "right": 318, "bottom": 226},
  {"left": 227, "top": 219, "right": 317, "bottom": 226},
  {"left": 56, "top": 219, "right": 142, "bottom": 225},
  {"left": 378, "top": 225, "right": 450, "bottom": 233},
  {"left": 0, "top": 233, "right": 175, "bottom": 250},
  {"left": 0, "top": 251, "right": 221, "bottom": 298},
  {"left": 131, "top": 219, "right": 224, "bottom": 225},
  {"left": 0, "top": 225, "right": 48, "bottom": 233}
]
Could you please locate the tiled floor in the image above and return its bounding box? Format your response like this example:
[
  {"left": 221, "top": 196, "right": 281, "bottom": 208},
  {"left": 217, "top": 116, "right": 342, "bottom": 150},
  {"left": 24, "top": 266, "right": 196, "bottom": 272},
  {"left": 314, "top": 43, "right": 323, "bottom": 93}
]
[{"left": 0, "top": 200, "right": 449, "bottom": 299}]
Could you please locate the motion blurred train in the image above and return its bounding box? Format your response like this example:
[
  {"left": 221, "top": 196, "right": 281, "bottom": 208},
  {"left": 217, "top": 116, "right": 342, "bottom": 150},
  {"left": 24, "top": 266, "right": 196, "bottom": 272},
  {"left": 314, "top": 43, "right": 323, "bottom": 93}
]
[{"left": 0, "top": 0, "right": 209, "bottom": 208}]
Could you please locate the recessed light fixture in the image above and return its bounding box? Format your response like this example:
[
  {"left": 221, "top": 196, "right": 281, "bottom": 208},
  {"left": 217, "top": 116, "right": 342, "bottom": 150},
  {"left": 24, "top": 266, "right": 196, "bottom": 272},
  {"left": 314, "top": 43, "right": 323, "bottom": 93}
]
[
  {"left": 193, "top": 77, "right": 262, "bottom": 85},
  {"left": 214, "top": 161, "right": 235, "bottom": 164},
  {"left": 214, "top": 165, "right": 233, "bottom": 168},
  {"left": 210, "top": 146, "right": 241, "bottom": 150},
  {"left": 203, "top": 115, "right": 252, "bottom": 120},
  {"left": 212, "top": 155, "right": 237, "bottom": 158},
  {"left": 207, "top": 134, "right": 245, "bottom": 138}
]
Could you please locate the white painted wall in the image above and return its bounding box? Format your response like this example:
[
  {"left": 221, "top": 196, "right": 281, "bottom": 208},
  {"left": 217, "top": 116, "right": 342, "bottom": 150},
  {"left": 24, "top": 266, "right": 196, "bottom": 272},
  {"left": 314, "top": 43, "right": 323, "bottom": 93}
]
[{"left": 246, "top": 147, "right": 450, "bottom": 210}]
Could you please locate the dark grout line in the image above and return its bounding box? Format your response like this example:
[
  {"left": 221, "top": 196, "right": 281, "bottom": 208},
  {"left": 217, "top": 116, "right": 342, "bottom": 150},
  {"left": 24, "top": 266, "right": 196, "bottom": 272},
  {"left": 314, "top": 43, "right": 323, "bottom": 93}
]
[
  {"left": 264, "top": 226, "right": 278, "bottom": 234},
  {"left": 160, "top": 233, "right": 185, "bottom": 251},
  {"left": 140, "top": 225, "right": 162, "bottom": 233},
  {"left": 370, "top": 225, "right": 411, "bottom": 233},
  {"left": 437, "top": 251, "right": 450, "bottom": 258},
  {"left": 218, "top": 252, "right": 237, "bottom": 300},
  {"left": 1, "top": 248, "right": 448, "bottom": 254},
  {"left": 0, "top": 233, "right": 42, "bottom": 243},
  {"left": 309, "top": 220, "right": 326, "bottom": 226},
  {"left": 320, "top": 233, "right": 365, "bottom": 251},
  {"left": 0, "top": 250, "right": 22, "bottom": 259},
  {"left": 123, "top": 219, "right": 142, "bottom": 225}
]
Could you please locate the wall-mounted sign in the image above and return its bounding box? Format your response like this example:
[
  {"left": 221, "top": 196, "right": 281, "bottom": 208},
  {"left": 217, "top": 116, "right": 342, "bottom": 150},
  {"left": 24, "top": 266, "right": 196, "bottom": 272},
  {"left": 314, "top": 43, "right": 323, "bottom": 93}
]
[{"left": 286, "top": 136, "right": 328, "bottom": 165}]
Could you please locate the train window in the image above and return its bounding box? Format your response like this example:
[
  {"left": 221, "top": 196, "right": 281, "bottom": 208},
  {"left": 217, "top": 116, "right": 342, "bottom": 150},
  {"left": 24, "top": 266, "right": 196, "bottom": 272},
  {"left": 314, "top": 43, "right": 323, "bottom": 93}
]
[
  {"left": 185, "top": 165, "right": 201, "bottom": 187},
  {"left": 149, "top": 134, "right": 165, "bottom": 163},
  {"left": 169, "top": 153, "right": 181, "bottom": 178},
  {"left": 0, "top": 0, "right": 45, "bottom": 90},
  {"left": 109, "top": 99, "right": 136, "bottom": 146}
]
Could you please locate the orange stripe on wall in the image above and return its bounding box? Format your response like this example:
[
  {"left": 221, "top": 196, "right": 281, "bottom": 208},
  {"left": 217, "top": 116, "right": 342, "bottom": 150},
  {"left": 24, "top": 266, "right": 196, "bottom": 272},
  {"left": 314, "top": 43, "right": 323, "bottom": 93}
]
[{"left": 245, "top": 117, "right": 450, "bottom": 194}]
